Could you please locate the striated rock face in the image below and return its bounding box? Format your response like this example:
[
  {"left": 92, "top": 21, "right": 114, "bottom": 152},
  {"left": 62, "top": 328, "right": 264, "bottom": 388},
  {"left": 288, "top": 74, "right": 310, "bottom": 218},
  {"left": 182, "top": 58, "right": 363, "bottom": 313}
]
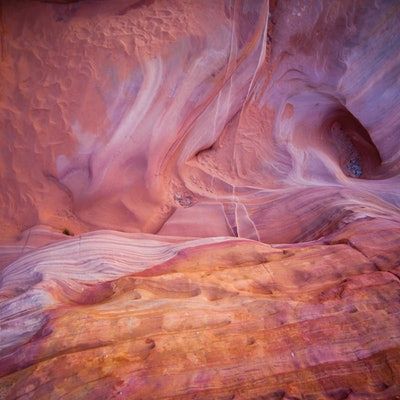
[
  {"left": 1, "top": 222, "right": 400, "bottom": 399},
  {"left": 0, "top": 0, "right": 400, "bottom": 399}
]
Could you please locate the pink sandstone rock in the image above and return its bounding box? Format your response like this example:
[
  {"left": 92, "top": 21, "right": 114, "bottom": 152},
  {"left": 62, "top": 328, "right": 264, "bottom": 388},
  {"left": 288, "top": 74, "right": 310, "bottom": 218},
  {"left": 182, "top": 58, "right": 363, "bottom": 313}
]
[{"left": 0, "top": 0, "right": 399, "bottom": 399}]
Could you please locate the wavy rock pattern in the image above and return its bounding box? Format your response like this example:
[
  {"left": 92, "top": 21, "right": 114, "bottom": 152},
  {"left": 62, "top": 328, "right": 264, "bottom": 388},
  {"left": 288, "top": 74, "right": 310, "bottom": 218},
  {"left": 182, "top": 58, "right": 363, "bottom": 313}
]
[{"left": 0, "top": 0, "right": 400, "bottom": 399}]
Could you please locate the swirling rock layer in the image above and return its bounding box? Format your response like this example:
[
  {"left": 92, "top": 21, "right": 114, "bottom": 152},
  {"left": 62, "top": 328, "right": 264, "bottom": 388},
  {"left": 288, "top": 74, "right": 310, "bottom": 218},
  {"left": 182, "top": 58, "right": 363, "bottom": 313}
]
[
  {"left": 1, "top": 220, "right": 400, "bottom": 399},
  {"left": 0, "top": 0, "right": 400, "bottom": 399}
]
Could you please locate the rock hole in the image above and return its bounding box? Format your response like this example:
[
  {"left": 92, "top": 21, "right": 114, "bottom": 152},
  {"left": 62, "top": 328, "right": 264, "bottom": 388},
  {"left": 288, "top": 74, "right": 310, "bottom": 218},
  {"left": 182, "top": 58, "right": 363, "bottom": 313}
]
[
  {"left": 62, "top": 228, "right": 74, "bottom": 236},
  {"left": 327, "top": 108, "right": 381, "bottom": 179}
]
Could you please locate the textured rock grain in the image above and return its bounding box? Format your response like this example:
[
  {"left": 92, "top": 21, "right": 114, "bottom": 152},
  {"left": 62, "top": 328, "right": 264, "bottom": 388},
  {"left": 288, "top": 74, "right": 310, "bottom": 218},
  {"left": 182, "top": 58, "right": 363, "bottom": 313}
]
[{"left": 0, "top": 0, "right": 400, "bottom": 399}]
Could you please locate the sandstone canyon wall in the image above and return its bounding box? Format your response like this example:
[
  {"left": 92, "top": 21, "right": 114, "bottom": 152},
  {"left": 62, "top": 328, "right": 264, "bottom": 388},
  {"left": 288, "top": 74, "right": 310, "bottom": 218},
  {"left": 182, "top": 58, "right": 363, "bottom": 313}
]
[{"left": 0, "top": 0, "right": 400, "bottom": 399}]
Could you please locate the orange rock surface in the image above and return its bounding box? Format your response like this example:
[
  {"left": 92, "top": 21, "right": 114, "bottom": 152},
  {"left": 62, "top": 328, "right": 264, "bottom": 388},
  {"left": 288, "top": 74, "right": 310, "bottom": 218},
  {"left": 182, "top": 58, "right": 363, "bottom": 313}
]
[{"left": 0, "top": 0, "right": 400, "bottom": 399}]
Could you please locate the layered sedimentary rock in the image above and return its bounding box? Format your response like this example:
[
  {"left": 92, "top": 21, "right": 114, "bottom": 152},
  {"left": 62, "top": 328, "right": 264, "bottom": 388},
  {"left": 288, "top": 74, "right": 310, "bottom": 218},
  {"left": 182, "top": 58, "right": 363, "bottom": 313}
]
[{"left": 1, "top": 0, "right": 400, "bottom": 399}]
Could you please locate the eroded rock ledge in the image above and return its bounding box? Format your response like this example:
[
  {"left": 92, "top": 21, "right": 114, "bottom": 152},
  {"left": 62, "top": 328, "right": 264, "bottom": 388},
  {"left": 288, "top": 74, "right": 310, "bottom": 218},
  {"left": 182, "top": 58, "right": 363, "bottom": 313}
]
[{"left": 0, "top": 0, "right": 399, "bottom": 399}]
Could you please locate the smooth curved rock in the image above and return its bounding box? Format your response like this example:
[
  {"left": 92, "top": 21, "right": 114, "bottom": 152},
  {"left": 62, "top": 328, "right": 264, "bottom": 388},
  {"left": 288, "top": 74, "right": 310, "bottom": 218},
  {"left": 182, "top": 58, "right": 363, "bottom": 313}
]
[{"left": 0, "top": 0, "right": 399, "bottom": 399}]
